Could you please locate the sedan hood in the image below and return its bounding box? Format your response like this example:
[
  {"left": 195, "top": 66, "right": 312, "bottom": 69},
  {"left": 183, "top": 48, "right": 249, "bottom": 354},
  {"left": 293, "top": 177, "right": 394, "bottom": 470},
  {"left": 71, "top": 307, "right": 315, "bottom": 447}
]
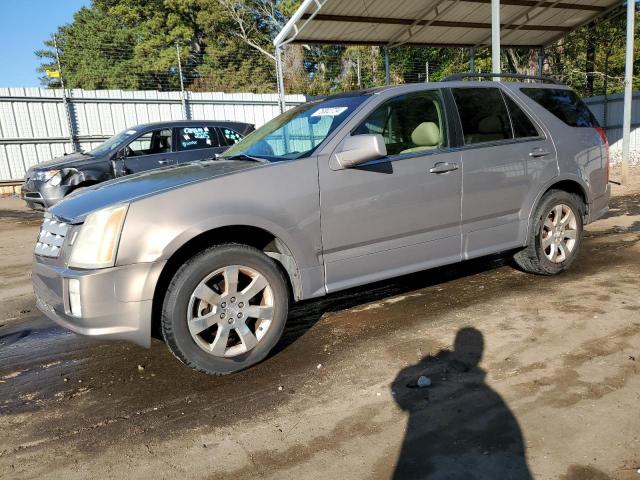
[
  {"left": 50, "top": 160, "right": 265, "bottom": 223},
  {"left": 27, "top": 152, "right": 98, "bottom": 173}
]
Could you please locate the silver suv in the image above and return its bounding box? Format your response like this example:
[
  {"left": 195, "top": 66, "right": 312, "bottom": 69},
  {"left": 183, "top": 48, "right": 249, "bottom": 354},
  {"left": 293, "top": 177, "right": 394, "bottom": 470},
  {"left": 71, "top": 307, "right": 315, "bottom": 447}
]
[{"left": 32, "top": 78, "right": 610, "bottom": 375}]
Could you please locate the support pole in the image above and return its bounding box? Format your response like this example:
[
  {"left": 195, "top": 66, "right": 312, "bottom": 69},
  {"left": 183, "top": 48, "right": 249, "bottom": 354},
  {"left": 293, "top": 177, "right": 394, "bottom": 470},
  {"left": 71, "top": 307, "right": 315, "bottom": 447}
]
[
  {"left": 491, "top": 0, "right": 501, "bottom": 81},
  {"left": 384, "top": 47, "right": 390, "bottom": 85},
  {"left": 357, "top": 54, "right": 362, "bottom": 88},
  {"left": 537, "top": 47, "right": 544, "bottom": 77},
  {"left": 275, "top": 46, "right": 286, "bottom": 113},
  {"left": 175, "top": 43, "right": 189, "bottom": 120},
  {"left": 470, "top": 48, "right": 475, "bottom": 74},
  {"left": 53, "top": 35, "right": 77, "bottom": 153},
  {"left": 621, "top": 0, "right": 635, "bottom": 186},
  {"left": 426, "top": 61, "right": 430, "bottom": 83}
]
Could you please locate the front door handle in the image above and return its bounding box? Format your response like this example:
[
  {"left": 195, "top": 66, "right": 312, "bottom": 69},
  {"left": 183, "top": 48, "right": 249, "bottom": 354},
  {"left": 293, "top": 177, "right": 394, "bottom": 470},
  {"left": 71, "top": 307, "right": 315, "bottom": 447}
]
[
  {"left": 529, "top": 148, "right": 551, "bottom": 158},
  {"left": 429, "top": 162, "right": 459, "bottom": 174}
]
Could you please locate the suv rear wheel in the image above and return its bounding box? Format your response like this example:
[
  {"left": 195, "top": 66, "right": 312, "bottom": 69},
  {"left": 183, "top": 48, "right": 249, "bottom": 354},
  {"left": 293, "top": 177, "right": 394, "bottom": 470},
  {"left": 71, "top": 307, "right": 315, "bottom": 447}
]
[
  {"left": 161, "top": 244, "right": 289, "bottom": 375},
  {"left": 513, "top": 190, "right": 584, "bottom": 275}
]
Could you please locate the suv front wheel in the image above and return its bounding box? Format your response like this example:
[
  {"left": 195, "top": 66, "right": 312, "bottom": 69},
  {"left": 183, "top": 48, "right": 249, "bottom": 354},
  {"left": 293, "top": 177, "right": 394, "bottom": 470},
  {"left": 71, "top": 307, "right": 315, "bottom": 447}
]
[
  {"left": 161, "top": 244, "right": 289, "bottom": 375},
  {"left": 514, "top": 190, "right": 585, "bottom": 275}
]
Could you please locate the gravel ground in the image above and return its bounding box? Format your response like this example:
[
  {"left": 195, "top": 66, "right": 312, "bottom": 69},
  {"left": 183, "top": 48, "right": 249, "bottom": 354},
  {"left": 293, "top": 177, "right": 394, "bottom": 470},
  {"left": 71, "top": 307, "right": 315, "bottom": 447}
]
[{"left": 1, "top": 166, "right": 639, "bottom": 480}]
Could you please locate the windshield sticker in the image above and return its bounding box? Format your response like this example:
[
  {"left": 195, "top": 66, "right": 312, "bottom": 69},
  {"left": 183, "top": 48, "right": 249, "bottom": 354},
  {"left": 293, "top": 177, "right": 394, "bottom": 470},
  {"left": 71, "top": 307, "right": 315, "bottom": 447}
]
[
  {"left": 125, "top": 129, "right": 137, "bottom": 135},
  {"left": 311, "top": 107, "right": 348, "bottom": 117}
]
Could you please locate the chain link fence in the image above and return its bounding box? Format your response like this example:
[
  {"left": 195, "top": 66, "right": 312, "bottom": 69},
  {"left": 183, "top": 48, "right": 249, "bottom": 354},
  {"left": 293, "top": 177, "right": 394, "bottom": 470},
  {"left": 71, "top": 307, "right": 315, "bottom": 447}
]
[{"left": 1, "top": 7, "right": 636, "bottom": 184}]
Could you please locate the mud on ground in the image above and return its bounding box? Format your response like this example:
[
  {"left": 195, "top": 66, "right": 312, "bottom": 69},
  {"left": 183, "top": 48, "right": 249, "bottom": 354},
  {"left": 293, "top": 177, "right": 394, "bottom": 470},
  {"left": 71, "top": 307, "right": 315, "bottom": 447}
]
[{"left": 1, "top": 168, "right": 639, "bottom": 479}]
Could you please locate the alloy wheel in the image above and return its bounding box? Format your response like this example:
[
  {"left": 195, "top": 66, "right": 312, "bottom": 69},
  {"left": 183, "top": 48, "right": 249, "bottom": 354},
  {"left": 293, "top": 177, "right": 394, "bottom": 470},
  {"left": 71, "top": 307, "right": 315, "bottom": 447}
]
[
  {"left": 187, "top": 265, "right": 274, "bottom": 357},
  {"left": 540, "top": 203, "right": 578, "bottom": 263}
]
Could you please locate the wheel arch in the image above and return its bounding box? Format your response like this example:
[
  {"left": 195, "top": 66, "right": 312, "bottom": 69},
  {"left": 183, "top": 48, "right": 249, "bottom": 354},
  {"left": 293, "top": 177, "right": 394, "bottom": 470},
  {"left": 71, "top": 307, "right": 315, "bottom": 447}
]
[
  {"left": 150, "top": 225, "right": 301, "bottom": 339},
  {"left": 525, "top": 176, "right": 590, "bottom": 240}
]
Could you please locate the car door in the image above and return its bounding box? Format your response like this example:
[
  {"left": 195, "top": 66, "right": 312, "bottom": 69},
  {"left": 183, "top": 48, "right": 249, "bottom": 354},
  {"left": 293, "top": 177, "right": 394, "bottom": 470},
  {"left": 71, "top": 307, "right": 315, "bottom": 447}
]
[
  {"left": 450, "top": 86, "right": 557, "bottom": 259},
  {"left": 122, "top": 128, "right": 175, "bottom": 173},
  {"left": 318, "top": 89, "right": 462, "bottom": 293},
  {"left": 172, "top": 125, "right": 224, "bottom": 164}
]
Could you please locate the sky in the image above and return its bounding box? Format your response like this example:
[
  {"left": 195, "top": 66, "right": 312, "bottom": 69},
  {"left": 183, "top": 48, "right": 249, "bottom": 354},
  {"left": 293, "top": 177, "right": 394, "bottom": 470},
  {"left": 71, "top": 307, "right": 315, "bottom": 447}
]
[{"left": 0, "top": 0, "right": 89, "bottom": 87}]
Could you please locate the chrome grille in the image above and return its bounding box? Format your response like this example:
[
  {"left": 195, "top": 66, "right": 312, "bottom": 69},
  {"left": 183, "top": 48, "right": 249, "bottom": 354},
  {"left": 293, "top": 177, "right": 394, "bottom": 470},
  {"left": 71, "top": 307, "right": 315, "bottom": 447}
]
[{"left": 35, "top": 214, "right": 69, "bottom": 258}]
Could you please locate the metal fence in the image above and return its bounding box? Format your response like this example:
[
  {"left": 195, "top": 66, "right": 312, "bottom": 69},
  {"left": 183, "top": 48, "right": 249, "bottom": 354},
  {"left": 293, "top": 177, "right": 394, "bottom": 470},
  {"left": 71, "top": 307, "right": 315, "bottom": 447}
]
[
  {"left": 584, "top": 92, "right": 640, "bottom": 163},
  {"left": 0, "top": 87, "right": 306, "bottom": 181},
  {"left": 1, "top": 86, "right": 638, "bottom": 181}
]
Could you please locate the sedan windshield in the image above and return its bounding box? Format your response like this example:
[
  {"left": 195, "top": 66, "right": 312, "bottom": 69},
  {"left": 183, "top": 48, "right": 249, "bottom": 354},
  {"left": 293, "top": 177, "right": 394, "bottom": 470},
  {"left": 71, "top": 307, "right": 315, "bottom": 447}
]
[
  {"left": 89, "top": 129, "right": 138, "bottom": 156},
  {"left": 222, "top": 95, "right": 368, "bottom": 161}
]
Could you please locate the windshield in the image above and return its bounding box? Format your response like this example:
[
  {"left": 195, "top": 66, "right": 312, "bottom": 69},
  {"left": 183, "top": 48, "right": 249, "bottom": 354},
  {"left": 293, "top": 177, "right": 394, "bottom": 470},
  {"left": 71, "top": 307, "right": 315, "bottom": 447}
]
[
  {"left": 223, "top": 95, "right": 368, "bottom": 161},
  {"left": 89, "top": 128, "right": 139, "bottom": 156}
]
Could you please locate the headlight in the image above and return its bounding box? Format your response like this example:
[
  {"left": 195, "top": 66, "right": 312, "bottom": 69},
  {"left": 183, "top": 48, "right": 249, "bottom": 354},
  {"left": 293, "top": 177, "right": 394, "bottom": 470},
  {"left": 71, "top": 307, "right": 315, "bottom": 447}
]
[
  {"left": 68, "top": 204, "right": 129, "bottom": 269},
  {"left": 32, "top": 168, "right": 77, "bottom": 186},
  {"left": 32, "top": 169, "right": 60, "bottom": 183}
]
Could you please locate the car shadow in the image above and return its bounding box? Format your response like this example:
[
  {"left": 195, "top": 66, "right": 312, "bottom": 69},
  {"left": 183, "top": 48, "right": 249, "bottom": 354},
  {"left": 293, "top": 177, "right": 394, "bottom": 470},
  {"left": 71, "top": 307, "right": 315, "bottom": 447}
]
[
  {"left": 276, "top": 252, "right": 512, "bottom": 354},
  {"left": 390, "top": 327, "right": 532, "bottom": 479}
]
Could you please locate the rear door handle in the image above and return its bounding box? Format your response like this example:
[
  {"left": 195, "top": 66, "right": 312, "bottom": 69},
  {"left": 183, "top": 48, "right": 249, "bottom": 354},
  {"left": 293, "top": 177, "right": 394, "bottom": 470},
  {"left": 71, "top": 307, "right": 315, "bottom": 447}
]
[
  {"left": 158, "top": 159, "right": 171, "bottom": 165},
  {"left": 529, "top": 149, "right": 551, "bottom": 158},
  {"left": 429, "top": 162, "right": 459, "bottom": 174}
]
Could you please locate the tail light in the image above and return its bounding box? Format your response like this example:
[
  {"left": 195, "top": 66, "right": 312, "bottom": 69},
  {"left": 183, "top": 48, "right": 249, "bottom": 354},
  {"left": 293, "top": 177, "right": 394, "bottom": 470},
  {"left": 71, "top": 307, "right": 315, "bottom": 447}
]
[{"left": 595, "top": 127, "right": 610, "bottom": 183}]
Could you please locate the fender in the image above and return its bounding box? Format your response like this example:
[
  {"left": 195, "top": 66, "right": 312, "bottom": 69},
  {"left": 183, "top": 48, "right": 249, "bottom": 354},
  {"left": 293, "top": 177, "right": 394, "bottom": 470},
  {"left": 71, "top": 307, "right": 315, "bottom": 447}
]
[{"left": 65, "top": 166, "right": 113, "bottom": 188}]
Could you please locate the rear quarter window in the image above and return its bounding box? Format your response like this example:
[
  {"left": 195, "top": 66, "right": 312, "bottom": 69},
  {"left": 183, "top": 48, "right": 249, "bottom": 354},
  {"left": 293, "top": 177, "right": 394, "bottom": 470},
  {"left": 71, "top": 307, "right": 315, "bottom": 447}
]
[{"left": 521, "top": 88, "right": 598, "bottom": 128}]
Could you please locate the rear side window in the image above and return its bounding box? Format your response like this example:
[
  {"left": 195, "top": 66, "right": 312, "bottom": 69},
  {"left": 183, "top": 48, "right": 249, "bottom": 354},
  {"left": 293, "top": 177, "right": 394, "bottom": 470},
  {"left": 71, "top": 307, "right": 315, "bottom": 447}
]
[
  {"left": 503, "top": 95, "right": 540, "bottom": 138},
  {"left": 521, "top": 88, "right": 598, "bottom": 128},
  {"left": 217, "top": 127, "right": 243, "bottom": 146},
  {"left": 452, "top": 88, "right": 512, "bottom": 145},
  {"left": 177, "top": 126, "right": 219, "bottom": 151}
]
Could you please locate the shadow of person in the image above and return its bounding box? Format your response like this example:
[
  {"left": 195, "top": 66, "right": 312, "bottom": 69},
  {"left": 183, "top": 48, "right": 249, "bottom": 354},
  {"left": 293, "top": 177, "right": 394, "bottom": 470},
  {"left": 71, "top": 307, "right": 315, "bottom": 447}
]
[{"left": 391, "top": 327, "right": 532, "bottom": 480}]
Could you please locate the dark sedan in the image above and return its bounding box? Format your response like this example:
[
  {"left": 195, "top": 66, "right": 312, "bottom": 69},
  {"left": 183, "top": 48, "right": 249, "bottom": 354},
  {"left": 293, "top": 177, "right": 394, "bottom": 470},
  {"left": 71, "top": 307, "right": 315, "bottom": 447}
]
[{"left": 21, "top": 120, "right": 253, "bottom": 210}]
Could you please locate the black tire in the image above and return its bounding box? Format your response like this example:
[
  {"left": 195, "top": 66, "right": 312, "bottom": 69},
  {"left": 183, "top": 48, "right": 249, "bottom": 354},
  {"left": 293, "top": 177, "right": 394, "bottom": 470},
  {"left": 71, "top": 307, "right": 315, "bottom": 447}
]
[
  {"left": 513, "top": 190, "right": 585, "bottom": 275},
  {"left": 161, "top": 244, "right": 289, "bottom": 375}
]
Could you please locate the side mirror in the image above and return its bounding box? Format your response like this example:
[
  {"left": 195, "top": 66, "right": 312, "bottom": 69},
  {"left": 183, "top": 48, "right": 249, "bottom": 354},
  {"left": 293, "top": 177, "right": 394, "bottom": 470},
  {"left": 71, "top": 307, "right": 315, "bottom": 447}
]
[{"left": 334, "top": 134, "right": 387, "bottom": 169}]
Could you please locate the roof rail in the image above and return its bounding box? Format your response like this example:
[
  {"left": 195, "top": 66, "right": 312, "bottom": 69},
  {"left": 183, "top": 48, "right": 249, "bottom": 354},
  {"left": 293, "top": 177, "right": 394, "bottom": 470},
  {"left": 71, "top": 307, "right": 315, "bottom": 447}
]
[{"left": 442, "top": 73, "right": 561, "bottom": 85}]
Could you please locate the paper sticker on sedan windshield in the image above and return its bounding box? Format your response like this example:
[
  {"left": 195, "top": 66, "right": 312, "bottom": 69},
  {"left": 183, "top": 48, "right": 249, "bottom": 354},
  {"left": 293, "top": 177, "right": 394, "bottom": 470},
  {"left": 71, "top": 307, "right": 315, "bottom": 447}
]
[{"left": 311, "top": 107, "right": 348, "bottom": 117}]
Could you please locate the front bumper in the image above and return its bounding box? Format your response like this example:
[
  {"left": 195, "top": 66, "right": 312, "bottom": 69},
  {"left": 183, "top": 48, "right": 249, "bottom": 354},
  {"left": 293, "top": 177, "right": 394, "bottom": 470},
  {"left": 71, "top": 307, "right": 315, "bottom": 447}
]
[
  {"left": 33, "top": 258, "right": 166, "bottom": 347},
  {"left": 21, "top": 179, "right": 70, "bottom": 210}
]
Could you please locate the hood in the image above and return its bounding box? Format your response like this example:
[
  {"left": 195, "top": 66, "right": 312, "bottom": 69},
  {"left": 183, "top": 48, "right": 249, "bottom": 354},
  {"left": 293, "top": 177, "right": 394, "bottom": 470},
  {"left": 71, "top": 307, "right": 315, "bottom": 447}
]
[
  {"left": 27, "top": 152, "right": 101, "bottom": 173},
  {"left": 50, "top": 159, "right": 265, "bottom": 223}
]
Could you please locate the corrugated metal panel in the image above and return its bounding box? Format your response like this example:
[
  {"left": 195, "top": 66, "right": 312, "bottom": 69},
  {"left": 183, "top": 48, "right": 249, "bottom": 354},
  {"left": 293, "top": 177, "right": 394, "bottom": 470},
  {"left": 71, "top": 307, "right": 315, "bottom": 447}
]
[
  {"left": 584, "top": 92, "right": 640, "bottom": 161},
  {"left": 280, "top": 0, "right": 619, "bottom": 47},
  {"left": 0, "top": 88, "right": 306, "bottom": 181}
]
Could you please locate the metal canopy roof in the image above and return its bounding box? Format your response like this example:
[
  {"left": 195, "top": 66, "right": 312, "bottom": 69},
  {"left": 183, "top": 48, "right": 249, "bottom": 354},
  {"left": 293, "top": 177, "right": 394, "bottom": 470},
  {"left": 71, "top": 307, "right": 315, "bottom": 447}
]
[{"left": 274, "top": 0, "right": 621, "bottom": 48}]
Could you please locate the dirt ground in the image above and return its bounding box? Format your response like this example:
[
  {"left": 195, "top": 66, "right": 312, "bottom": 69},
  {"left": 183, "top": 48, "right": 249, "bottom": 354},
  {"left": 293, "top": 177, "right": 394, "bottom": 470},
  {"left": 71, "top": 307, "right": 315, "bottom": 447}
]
[{"left": 1, "top": 167, "right": 640, "bottom": 480}]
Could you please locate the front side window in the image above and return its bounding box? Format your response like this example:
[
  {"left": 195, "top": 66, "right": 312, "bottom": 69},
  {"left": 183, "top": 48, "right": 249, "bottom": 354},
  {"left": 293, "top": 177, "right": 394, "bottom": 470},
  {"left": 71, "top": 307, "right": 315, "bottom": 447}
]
[
  {"left": 452, "top": 88, "right": 512, "bottom": 145},
  {"left": 222, "top": 95, "right": 368, "bottom": 161},
  {"left": 504, "top": 95, "right": 540, "bottom": 138},
  {"left": 521, "top": 88, "right": 598, "bottom": 128},
  {"left": 178, "top": 126, "right": 218, "bottom": 151},
  {"left": 127, "top": 129, "right": 172, "bottom": 156},
  {"left": 353, "top": 90, "right": 447, "bottom": 156}
]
